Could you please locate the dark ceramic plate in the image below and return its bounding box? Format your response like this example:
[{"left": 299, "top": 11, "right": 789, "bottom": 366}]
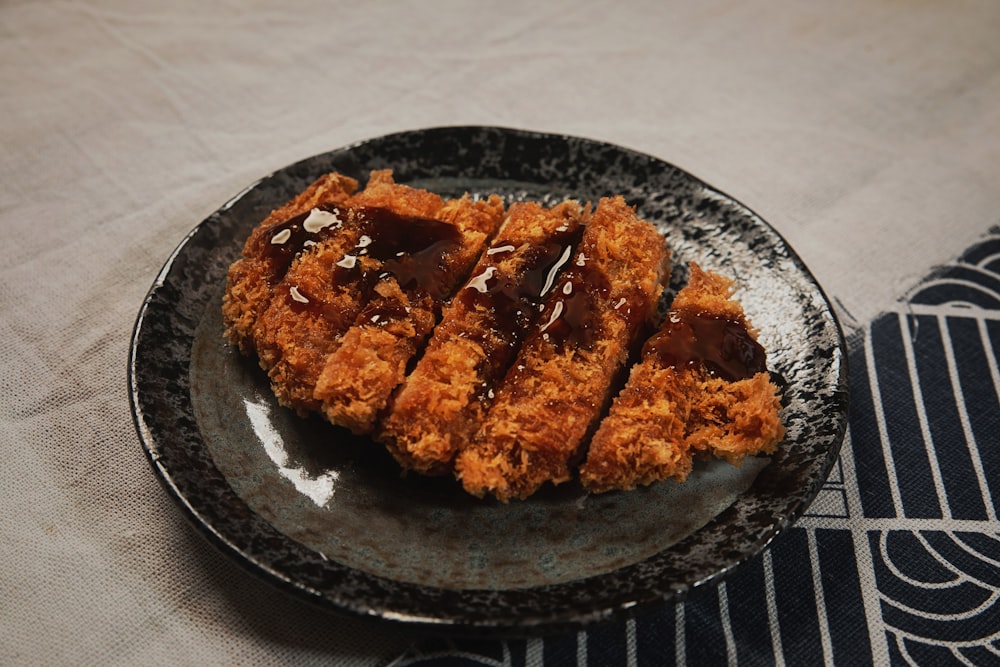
[{"left": 129, "top": 126, "right": 848, "bottom": 636}]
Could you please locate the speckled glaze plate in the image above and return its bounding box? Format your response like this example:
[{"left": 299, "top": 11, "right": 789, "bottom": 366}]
[{"left": 129, "top": 126, "right": 848, "bottom": 636}]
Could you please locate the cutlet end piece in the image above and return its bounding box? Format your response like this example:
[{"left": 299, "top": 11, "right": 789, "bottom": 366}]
[{"left": 580, "top": 262, "right": 784, "bottom": 494}]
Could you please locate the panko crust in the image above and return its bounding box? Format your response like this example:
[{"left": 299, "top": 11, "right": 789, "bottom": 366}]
[
  {"left": 580, "top": 263, "right": 785, "bottom": 493},
  {"left": 313, "top": 193, "right": 506, "bottom": 434},
  {"left": 222, "top": 171, "right": 358, "bottom": 355},
  {"left": 456, "top": 196, "right": 669, "bottom": 502},
  {"left": 377, "top": 200, "right": 587, "bottom": 474}
]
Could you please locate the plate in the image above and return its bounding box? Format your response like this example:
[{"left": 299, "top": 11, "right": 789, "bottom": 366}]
[{"left": 128, "top": 126, "right": 848, "bottom": 635}]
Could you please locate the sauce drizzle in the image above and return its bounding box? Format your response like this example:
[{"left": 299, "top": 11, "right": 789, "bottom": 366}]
[
  {"left": 457, "top": 225, "right": 583, "bottom": 346},
  {"left": 644, "top": 309, "right": 766, "bottom": 381},
  {"left": 263, "top": 203, "right": 463, "bottom": 298}
]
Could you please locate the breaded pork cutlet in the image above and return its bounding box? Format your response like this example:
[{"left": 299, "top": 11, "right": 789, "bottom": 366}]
[
  {"left": 311, "top": 189, "right": 505, "bottom": 434},
  {"left": 377, "top": 200, "right": 587, "bottom": 475},
  {"left": 222, "top": 172, "right": 358, "bottom": 356},
  {"left": 246, "top": 171, "right": 453, "bottom": 414},
  {"left": 456, "top": 196, "right": 669, "bottom": 502},
  {"left": 580, "top": 263, "right": 785, "bottom": 493}
]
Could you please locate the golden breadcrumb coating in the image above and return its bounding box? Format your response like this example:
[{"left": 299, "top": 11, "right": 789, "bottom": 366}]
[
  {"left": 313, "top": 193, "right": 505, "bottom": 434},
  {"left": 224, "top": 169, "right": 503, "bottom": 421},
  {"left": 251, "top": 205, "right": 373, "bottom": 413},
  {"left": 377, "top": 200, "right": 587, "bottom": 474},
  {"left": 455, "top": 196, "right": 669, "bottom": 502},
  {"left": 222, "top": 172, "right": 358, "bottom": 356},
  {"left": 250, "top": 171, "right": 451, "bottom": 414},
  {"left": 579, "top": 263, "right": 785, "bottom": 493}
]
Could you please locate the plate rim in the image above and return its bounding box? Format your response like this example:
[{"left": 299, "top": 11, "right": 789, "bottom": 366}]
[{"left": 128, "top": 124, "right": 849, "bottom": 636}]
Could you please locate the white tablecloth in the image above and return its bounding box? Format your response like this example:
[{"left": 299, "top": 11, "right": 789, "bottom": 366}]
[{"left": 3, "top": 1, "right": 998, "bottom": 664}]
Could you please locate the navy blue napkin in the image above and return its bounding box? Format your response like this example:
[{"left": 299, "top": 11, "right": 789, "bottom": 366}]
[{"left": 395, "top": 227, "right": 1000, "bottom": 666}]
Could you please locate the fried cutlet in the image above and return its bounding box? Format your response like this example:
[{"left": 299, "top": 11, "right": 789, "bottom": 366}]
[
  {"left": 222, "top": 171, "right": 358, "bottom": 356},
  {"left": 376, "top": 200, "right": 587, "bottom": 475},
  {"left": 455, "top": 196, "right": 669, "bottom": 502},
  {"left": 579, "top": 263, "right": 785, "bottom": 493},
  {"left": 311, "top": 192, "right": 506, "bottom": 434},
  {"left": 225, "top": 173, "right": 785, "bottom": 502},
  {"left": 246, "top": 171, "right": 454, "bottom": 414}
]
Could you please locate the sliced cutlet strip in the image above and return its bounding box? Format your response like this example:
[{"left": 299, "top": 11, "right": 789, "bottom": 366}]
[
  {"left": 253, "top": 171, "right": 449, "bottom": 414},
  {"left": 312, "top": 192, "right": 506, "bottom": 434},
  {"left": 222, "top": 172, "right": 358, "bottom": 355},
  {"left": 456, "top": 196, "right": 669, "bottom": 501},
  {"left": 580, "top": 263, "right": 785, "bottom": 493},
  {"left": 377, "top": 200, "right": 587, "bottom": 475}
]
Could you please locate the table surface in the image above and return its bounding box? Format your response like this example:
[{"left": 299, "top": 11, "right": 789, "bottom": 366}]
[{"left": 3, "top": 1, "right": 999, "bottom": 665}]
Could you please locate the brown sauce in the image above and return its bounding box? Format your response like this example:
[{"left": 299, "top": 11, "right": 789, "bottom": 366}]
[
  {"left": 457, "top": 226, "right": 583, "bottom": 341},
  {"left": 355, "top": 297, "right": 414, "bottom": 329},
  {"left": 535, "top": 265, "right": 606, "bottom": 351},
  {"left": 260, "top": 212, "right": 327, "bottom": 277},
  {"left": 360, "top": 211, "right": 463, "bottom": 299},
  {"left": 644, "top": 309, "right": 766, "bottom": 381},
  {"left": 265, "top": 203, "right": 463, "bottom": 316},
  {"left": 452, "top": 227, "right": 583, "bottom": 400},
  {"left": 532, "top": 249, "right": 654, "bottom": 353}
]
